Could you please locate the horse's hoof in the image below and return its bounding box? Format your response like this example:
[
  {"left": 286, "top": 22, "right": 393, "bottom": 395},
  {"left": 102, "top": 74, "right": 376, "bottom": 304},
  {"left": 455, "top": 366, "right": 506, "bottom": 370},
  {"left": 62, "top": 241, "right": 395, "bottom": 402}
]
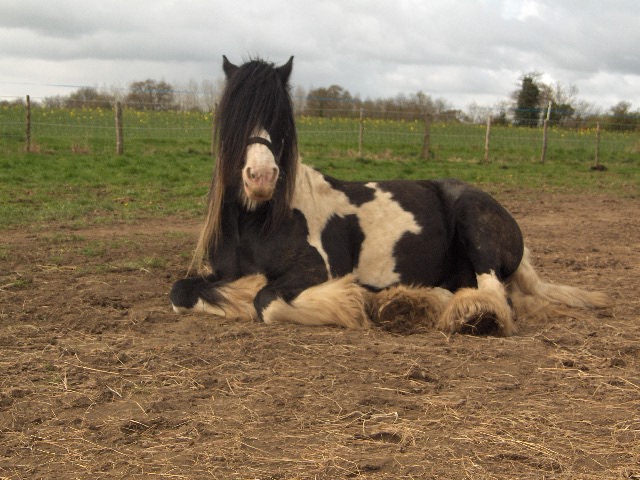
[
  {"left": 438, "top": 288, "right": 515, "bottom": 336},
  {"left": 458, "top": 312, "right": 501, "bottom": 336}
]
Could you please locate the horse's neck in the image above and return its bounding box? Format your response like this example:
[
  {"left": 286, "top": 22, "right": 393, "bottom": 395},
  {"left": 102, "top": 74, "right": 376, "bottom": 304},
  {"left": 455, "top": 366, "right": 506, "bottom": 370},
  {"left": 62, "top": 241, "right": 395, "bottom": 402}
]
[
  {"left": 292, "top": 162, "right": 356, "bottom": 227},
  {"left": 292, "top": 163, "right": 333, "bottom": 206}
]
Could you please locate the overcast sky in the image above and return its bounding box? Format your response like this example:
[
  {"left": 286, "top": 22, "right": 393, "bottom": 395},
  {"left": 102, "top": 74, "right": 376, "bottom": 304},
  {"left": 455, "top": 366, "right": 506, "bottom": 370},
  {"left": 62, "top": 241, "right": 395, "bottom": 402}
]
[{"left": 1, "top": 0, "right": 639, "bottom": 111}]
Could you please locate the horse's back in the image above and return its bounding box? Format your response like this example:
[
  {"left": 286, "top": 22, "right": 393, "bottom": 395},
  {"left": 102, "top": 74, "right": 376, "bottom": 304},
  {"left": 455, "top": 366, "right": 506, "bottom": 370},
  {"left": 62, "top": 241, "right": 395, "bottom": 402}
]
[{"left": 325, "top": 176, "right": 523, "bottom": 290}]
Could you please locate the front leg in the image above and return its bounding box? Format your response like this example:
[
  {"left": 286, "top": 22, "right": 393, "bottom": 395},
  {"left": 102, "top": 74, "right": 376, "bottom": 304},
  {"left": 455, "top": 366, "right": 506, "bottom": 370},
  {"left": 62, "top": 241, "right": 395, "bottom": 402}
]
[
  {"left": 170, "top": 274, "right": 267, "bottom": 321},
  {"left": 256, "top": 274, "right": 372, "bottom": 329}
]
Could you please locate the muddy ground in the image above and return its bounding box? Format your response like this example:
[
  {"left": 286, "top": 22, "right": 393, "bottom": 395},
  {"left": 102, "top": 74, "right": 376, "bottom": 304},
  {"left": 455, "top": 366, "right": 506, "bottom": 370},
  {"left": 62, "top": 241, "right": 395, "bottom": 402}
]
[{"left": 1, "top": 191, "right": 639, "bottom": 479}]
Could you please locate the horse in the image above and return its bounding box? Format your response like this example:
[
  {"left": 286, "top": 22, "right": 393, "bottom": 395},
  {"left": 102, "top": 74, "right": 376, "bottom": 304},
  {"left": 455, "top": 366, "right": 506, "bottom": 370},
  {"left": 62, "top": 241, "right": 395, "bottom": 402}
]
[{"left": 170, "top": 56, "right": 609, "bottom": 336}]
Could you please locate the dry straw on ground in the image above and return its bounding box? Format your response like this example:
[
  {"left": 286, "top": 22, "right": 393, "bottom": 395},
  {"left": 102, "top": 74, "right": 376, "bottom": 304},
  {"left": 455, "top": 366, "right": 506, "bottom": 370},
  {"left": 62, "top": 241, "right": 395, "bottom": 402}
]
[{"left": 1, "top": 193, "right": 639, "bottom": 478}]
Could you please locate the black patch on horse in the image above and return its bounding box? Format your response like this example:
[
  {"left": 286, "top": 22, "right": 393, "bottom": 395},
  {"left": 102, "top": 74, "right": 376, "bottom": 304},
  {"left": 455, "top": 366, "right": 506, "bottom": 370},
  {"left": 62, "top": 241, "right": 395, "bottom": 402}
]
[
  {"left": 323, "top": 175, "right": 376, "bottom": 206},
  {"left": 321, "top": 214, "right": 365, "bottom": 277}
]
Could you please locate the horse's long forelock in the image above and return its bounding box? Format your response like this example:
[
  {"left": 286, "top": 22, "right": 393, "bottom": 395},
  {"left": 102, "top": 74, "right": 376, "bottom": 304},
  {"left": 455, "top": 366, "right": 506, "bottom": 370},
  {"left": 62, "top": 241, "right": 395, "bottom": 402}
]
[{"left": 192, "top": 58, "right": 298, "bottom": 272}]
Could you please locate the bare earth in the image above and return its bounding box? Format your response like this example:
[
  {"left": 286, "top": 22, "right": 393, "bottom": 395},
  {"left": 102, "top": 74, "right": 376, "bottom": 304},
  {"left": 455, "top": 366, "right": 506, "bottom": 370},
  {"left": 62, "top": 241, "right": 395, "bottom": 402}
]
[{"left": 1, "top": 191, "right": 639, "bottom": 479}]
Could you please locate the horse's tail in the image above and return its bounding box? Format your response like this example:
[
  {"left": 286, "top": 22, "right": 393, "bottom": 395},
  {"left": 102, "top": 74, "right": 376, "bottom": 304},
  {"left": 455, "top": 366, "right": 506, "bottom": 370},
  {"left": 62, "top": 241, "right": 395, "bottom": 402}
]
[{"left": 507, "top": 248, "right": 611, "bottom": 319}]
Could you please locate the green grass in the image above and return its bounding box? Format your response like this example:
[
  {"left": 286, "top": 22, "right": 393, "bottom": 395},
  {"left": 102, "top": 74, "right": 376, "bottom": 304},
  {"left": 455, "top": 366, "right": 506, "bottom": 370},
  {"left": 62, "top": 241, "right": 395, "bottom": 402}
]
[{"left": 1, "top": 105, "right": 638, "bottom": 230}]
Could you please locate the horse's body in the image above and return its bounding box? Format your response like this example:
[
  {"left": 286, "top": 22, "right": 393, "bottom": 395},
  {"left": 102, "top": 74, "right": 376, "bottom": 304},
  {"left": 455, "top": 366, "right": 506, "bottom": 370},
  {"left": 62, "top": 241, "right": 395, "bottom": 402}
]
[{"left": 170, "top": 56, "right": 608, "bottom": 335}]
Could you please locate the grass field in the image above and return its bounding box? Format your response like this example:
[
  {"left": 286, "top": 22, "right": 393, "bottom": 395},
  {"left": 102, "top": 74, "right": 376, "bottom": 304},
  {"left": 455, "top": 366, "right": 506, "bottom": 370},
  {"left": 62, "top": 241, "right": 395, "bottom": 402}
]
[{"left": 1, "top": 105, "right": 638, "bottom": 229}]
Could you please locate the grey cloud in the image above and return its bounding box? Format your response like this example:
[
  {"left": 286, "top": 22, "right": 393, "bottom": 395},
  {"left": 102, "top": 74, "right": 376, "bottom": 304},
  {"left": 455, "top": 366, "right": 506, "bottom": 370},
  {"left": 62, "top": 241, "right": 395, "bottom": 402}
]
[{"left": 1, "top": 0, "right": 639, "bottom": 109}]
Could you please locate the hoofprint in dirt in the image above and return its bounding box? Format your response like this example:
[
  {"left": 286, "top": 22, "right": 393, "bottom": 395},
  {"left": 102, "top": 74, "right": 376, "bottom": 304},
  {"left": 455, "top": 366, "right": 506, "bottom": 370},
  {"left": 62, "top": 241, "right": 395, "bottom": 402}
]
[{"left": 0, "top": 193, "right": 638, "bottom": 479}]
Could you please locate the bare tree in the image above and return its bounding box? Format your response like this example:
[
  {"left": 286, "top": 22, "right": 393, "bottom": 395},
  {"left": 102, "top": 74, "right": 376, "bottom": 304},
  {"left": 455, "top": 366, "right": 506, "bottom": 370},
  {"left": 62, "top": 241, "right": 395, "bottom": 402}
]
[
  {"left": 201, "top": 79, "right": 220, "bottom": 112},
  {"left": 64, "top": 87, "right": 113, "bottom": 109},
  {"left": 125, "top": 79, "right": 177, "bottom": 110},
  {"left": 292, "top": 85, "right": 307, "bottom": 115},
  {"left": 176, "top": 79, "right": 201, "bottom": 111}
]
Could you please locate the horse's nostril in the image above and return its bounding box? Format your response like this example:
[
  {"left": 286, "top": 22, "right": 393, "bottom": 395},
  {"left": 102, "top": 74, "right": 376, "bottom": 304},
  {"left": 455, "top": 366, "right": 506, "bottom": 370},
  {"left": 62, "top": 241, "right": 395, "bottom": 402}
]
[{"left": 245, "top": 165, "right": 278, "bottom": 184}]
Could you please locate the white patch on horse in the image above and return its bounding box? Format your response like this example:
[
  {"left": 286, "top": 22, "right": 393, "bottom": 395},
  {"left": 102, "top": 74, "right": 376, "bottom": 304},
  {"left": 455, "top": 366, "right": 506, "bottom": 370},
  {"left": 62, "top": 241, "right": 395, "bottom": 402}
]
[
  {"left": 354, "top": 182, "right": 422, "bottom": 288},
  {"left": 292, "top": 164, "right": 358, "bottom": 276},
  {"left": 292, "top": 167, "right": 422, "bottom": 287},
  {"left": 476, "top": 270, "right": 505, "bottom": 296}
]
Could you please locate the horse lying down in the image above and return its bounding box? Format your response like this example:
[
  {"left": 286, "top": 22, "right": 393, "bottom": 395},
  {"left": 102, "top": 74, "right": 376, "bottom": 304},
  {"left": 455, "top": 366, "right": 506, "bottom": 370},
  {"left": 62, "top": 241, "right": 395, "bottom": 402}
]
[{"left": 170, "top": 56, "right": 609, "bottom": 336}]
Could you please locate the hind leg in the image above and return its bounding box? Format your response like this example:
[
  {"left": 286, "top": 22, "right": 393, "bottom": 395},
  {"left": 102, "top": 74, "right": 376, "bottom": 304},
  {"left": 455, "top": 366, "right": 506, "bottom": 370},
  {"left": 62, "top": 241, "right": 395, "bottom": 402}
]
[
  {"left": 437, "top": 271, "right": 516, "bottom": 336},
  {"left": 437, "top": 183, "right": 524, "bottom": 336}
]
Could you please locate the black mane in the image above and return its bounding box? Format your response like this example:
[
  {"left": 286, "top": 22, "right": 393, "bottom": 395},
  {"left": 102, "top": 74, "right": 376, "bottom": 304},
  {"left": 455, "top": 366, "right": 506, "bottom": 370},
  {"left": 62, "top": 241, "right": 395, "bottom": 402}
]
[{"left": 196, "top": 57, "right": 298, "bottom": 264}]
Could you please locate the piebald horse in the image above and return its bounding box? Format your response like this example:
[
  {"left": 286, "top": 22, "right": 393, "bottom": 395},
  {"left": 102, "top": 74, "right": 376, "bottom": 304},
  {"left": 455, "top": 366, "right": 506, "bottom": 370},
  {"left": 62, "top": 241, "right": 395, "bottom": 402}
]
[{"left": 170, "top": 56, "right": 609, "bottom": 335}]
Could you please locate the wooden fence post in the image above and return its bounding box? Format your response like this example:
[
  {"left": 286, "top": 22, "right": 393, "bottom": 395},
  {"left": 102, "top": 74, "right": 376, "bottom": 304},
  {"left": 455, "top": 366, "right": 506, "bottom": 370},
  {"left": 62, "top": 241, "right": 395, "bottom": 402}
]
[
  {"left": 540, "top": 119, "right": 548, "bottom": 164},
  {"left": 484, "top": 115, "right": 491, "bottom": 163},
  {"left": 25, "top": 95, "right": 31, "bottom": 153},
  {"left": 594, "top": 121, "right": 601, "bottom": 167},
  {"left": 540, "top": 101, "right": 552, "bottom": 164},
  {"left": 358, "top": 108, "right": 364, "bottom": 158},
  {"left": 422, "top": 114, "right": 431, "bottom": 159},
  {"left": 115, "top": 101, "right": 124, "bottom": 155}
]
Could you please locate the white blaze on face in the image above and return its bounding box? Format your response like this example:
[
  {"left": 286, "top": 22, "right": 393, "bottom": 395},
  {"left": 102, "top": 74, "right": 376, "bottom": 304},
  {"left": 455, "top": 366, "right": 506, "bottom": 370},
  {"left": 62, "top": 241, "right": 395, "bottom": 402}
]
[{"left": 242, "top": 129, "right": 279, "bottom": 206}]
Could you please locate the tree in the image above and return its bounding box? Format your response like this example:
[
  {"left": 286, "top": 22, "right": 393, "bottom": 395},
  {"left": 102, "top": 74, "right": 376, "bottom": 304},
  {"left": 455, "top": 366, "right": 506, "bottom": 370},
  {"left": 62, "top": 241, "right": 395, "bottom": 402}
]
[
  {"left": 125, "top": 79, "right": 176, "bottom": 110},
  {"left": 305, "top": 85, "right": 354, "bottom": 117},
  {"left": 538, "top": 81, "right": 578, "bottom": 126},
  {"left": 608, "top": 101, "right": 638, "bottom": 131},
  {"left": 201, "top": 79, "right": 220, "bottom": 112},
  {"left": 177, "top": 79, "right": 201, "bottom": 111},
  {"left": 292, "top": 85, "right": 307, "bottom": 115},
  {"left": 359, "top": 91, "right": 453, "bottom": 121},
  {"left": 65, "top": 87, "right": 113, "bottom": 109},
  {"left": 513, "top": 73, "right": 542, "bottom": 127}
]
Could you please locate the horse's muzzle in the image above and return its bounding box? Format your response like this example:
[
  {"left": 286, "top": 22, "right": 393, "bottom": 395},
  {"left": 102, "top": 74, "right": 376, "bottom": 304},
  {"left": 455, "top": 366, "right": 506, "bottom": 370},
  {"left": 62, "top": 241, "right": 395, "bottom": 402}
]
[{"left": 243, "top": 166, "right": 278, "bottom": 201}]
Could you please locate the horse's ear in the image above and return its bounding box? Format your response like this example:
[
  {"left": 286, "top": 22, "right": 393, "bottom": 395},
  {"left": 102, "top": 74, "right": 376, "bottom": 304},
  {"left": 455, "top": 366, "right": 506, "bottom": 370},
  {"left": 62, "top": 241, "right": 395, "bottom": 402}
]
[
  {"left": 222, "top": 55, "right": 239, "bottom": 79},
  {"left": 277, "top": 56, "right": 294, "bottom": 84}
]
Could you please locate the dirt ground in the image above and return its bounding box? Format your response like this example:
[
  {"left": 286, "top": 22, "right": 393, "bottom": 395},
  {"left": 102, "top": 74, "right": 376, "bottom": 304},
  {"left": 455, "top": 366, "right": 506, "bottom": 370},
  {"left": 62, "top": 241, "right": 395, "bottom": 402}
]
[{"left": 1, "top": 191, "right": 639, "bottom": 479}]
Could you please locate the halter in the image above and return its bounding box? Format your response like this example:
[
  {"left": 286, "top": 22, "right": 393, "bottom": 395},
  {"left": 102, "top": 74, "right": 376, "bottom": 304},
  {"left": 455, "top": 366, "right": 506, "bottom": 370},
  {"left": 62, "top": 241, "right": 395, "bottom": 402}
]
[{"left": 247, "top": 136, "right": 283, "bottom": 164}]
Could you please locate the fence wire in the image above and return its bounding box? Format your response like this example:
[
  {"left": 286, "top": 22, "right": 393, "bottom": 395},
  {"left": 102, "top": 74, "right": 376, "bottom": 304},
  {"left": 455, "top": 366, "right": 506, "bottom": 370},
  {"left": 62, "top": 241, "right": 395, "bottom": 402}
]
[{"left": 1, "top": 103, "right": 639, "bottom": 165}]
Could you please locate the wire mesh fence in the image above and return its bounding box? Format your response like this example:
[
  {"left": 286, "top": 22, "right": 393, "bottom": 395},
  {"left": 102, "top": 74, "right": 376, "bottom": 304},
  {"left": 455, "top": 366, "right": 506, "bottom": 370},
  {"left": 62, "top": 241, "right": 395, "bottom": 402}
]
[{"left": 1, "top": 99, "right": 639, "bottom": 166}]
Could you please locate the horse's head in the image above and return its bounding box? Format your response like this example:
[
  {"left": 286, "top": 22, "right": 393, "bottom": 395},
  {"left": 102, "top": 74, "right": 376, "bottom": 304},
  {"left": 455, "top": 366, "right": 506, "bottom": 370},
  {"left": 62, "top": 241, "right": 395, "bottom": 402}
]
[{"left": 217, "top": 56, "right": 296, "bottom": 208}]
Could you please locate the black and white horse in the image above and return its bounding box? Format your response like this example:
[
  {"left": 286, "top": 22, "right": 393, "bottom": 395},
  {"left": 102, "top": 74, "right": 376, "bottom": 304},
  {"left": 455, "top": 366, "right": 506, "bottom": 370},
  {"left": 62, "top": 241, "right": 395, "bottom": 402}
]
[{"left": 170, "top": 56, "right": 609, "bottom": 335}]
